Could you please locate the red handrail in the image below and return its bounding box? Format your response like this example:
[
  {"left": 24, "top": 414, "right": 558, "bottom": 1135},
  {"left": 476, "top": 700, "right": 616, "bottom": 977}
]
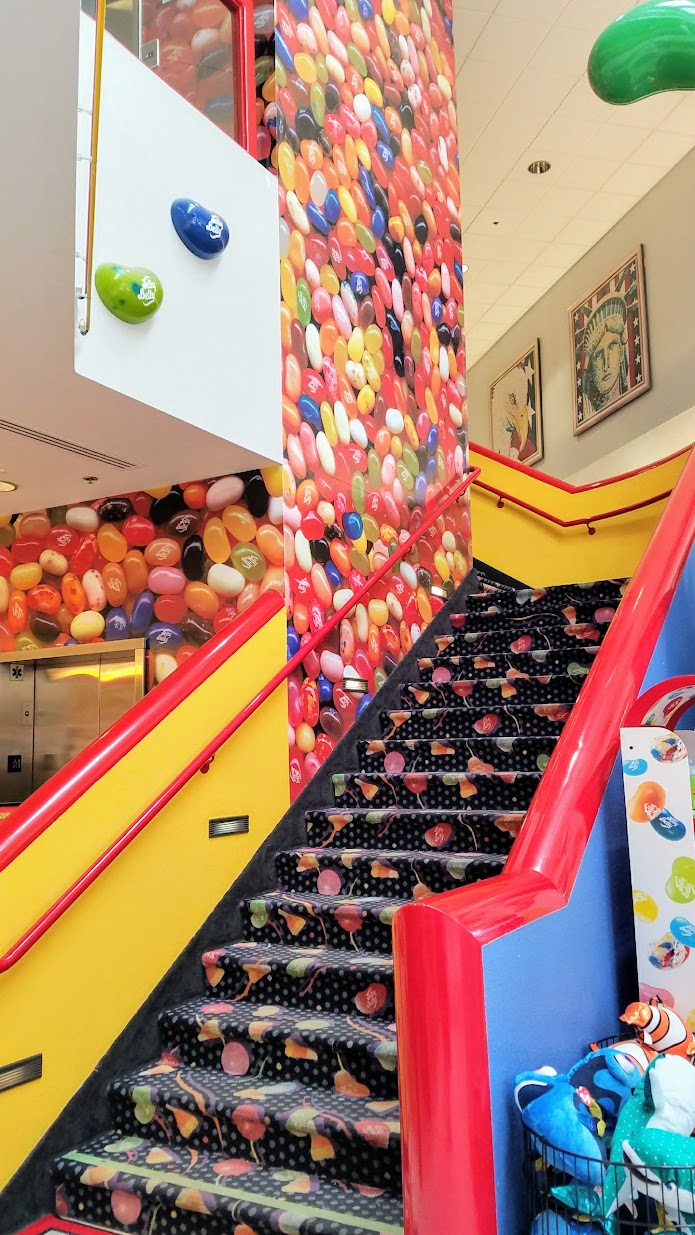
[
  {"left": 393, "top": 445, "right": 695, "bottom": 1235},
  {"left": 0, "top": 471, "right": 477, "bottom": 971},
  {"left": 471, "top": 439, "right": 691, "bottom": 493},
  {"left": 474, "top": 477, "right": 672, "bottom": 533}
]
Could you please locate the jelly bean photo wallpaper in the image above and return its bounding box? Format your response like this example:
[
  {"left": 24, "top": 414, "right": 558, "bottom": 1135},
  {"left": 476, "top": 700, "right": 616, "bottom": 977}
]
[{"left": 2, "top": 0, "right": 468, "bottom": 799}]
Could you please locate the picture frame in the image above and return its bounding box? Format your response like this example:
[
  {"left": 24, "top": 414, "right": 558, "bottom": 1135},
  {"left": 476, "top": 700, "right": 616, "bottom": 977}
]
[
  {"left": 570, "top": 245, "right": 650, "bottom": 436},
  {"left": 488, "top": 339, "right": 543, "bottom": 466}
]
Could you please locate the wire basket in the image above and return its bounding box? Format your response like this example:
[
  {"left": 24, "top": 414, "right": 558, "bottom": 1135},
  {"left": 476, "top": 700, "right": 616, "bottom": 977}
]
[{"left": 525, "top": 1126, "right": 695, "bottom": 1233}]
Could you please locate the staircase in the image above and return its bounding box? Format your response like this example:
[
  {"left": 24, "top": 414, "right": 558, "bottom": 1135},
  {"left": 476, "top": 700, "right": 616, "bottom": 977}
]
[{"left": 51, "top": 573, "right": 625, "bottom": 1235}]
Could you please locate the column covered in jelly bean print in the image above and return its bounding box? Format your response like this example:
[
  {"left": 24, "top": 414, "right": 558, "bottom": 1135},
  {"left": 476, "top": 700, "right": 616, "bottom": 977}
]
[{"left": 275, "top": 0, "right": 469, "bottom": 795}]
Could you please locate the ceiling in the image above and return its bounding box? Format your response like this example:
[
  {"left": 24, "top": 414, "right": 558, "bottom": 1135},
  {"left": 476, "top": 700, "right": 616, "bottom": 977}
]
[{"left": 454, "top": 0, "right": 695, "bottom": 366}]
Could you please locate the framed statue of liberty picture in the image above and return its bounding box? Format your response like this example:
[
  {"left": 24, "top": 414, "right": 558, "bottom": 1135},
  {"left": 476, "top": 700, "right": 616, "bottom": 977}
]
[
  {"left": 570, "top": 246, "right": 650, "bottom": 436},
  {"left": 489, "top": 339, "right": 543, "bottom": 466}
]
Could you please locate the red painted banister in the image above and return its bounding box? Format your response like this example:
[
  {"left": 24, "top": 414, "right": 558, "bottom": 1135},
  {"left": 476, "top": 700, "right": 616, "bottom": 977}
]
[
  {"left": 0, "top": 472, "right": 477, "bottom": 971},
  {"left": 394, "top": 443, "right": 695, "bottom": 1235},
  {"left": 471, "top": 439, "right": 691, "bottom": 493},
  {"left": 474, "top": 477, "right": 672, "bottom": 532}
]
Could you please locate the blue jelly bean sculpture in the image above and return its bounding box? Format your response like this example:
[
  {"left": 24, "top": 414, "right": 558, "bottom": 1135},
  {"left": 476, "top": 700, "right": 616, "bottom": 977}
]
[{"left": 170, "top": 198, "right": 230, "bottom": 260}]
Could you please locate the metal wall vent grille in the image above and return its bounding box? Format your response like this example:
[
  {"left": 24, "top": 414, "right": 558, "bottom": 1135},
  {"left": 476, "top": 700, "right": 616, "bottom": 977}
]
[
  {"left": 0, "top": 421, "right": 137, "bottom": 470},
  {"left": 209, "top": 815, "right": 250, "bottom": 838},
  {"left": 0, "top": 1053, "right": 42, "bottom": 1093}
]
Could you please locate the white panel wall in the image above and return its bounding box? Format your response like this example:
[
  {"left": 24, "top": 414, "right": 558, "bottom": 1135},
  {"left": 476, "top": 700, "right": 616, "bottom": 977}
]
[{"left": 75, "top": 14, "right": 281, "bottom": 465}]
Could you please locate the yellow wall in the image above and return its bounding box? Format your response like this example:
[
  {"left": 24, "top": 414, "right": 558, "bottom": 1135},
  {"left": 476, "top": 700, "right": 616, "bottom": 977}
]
[
  {"left": 0, "top": 609, "right": 289, "bottom": 1190},
  {"left": 470, "top": 447, "right": 689, "bottom": 585}
]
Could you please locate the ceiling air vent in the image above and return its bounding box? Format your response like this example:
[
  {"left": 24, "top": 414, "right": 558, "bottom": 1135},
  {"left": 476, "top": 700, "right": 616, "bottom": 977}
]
[{"left": 0, "top": 421, "right": 138, "bottom": 470}]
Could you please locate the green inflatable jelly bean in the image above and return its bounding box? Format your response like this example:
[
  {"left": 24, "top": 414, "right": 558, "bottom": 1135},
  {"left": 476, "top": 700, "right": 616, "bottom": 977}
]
[
  {"left": 589, "top": 0, "right": 695, "bottom": 105},
  {"left": 95, "top": 264, "right": 163, "bottom": 325}
]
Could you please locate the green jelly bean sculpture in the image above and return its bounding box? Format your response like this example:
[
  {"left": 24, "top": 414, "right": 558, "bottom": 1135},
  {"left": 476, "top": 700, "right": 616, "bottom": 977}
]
[
  {"left": 94, "top": 264, "right": 164, "bottom": 325},
  {"left": 589, "top": 0, "right": 695, "bottom": 104}
]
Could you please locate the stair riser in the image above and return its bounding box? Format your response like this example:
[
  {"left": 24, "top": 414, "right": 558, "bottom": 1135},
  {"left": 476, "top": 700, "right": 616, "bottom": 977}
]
[
  {"left": 276, "top": 850, "right": 505, "bottom": 899},
  {"left": 109, "top": 1085, "right": 401, "bottom": 1193},
  {"left": 304, "top": 809, "right": 522, "bottom": 853},
  {"left": 399, "top": 675, "right": 583, "bottom": 709},
  {"left": 203, "top": 955, "right": 396, "bottom": 1022},
  {"left": 243, "top": 896, "right": 396, "bottom": 954},
  {"left": 417, "top": 647, "right": 599, "bottom": 681},
  {"left": 332, "top": 772, "right": 539, "bottom": 811},
  {"left": 464, "top": 583, "right": 625, "bottom": 613},
  {"left": 435, "top": 626, "right": 606, "bottom": 656},
  {"left": 358, "top": 736, "right": 558, "bottom": 774},
  {"left": 159, "top": 1014, "right": 400, "bottom": 1101},
  {"left": 448, "top": 602, "right": 616, "bottom": 632},
  {"left": 380, "top": 705, "right": 570, "bottom": 740}
]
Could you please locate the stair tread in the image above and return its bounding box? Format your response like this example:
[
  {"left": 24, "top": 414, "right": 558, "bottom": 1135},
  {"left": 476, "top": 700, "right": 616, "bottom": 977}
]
[
  {"left": 161, "top": 996, "right": 398, "bottom": 1045},
  {"left": 54, "top": 1133, "right": 404, "bottom": 1233},
  {"left": 113, "top": 1062, "right": 401, "bottom": 1128},
  {"left": 285, "top": 844, "right": 506, "bottom": 864}
]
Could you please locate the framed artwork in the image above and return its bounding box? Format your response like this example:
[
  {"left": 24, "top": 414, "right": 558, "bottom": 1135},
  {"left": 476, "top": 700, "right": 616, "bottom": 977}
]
[
  {"left": 489, "top": 340, "right": 543, "bottom": 466},
  {"left": 570, "top": 246, "right": 650, "bottom": 436}
]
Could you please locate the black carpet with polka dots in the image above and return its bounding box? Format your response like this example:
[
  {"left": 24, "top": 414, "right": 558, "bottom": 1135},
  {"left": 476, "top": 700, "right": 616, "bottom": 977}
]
[{"left": 52, "top": 576, "right": 625, "bottom": 1234}]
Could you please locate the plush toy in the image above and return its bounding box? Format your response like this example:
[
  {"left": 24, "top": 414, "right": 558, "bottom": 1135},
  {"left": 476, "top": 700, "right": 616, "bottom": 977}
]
[
  {"left": 530, "top": 1211, "right": 601, "bottom": 1234},
  {"left": 515, "top": 1066, "right": 608, "bottom": 1186},
  {"left": 620, "top": 996, "right": 695, "bottom": 1062},
  {"left": 554, "top": 1055, "right": 695, "bottom": 1234},
  {"left": 568, "top": 1047, "right": 641, "bottom": 1139}
]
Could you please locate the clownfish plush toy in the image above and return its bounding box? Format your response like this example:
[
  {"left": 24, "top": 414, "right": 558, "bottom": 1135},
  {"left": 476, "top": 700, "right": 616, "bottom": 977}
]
[{"left": 619, "top": 997, "right": 695, "bottom": 1066}]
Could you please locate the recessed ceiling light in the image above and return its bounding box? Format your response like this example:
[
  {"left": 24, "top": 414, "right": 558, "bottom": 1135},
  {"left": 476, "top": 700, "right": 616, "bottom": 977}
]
[
  {"left": 528, "top": 159, "right": 551, "bottom": 175},
  {"left": 0, "top": 481, "right": 17, "bottom": 493}
]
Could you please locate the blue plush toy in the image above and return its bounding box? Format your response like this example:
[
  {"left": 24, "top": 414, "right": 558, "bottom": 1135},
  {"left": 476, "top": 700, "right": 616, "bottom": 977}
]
[{"left": 531, "top": 1212, "right": 601, "bottom": 1235}]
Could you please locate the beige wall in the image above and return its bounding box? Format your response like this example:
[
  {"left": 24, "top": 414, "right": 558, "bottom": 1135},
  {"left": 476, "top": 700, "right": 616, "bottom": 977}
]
[{"left": 466, "top": 148, "right": 695, "bottom": 479}]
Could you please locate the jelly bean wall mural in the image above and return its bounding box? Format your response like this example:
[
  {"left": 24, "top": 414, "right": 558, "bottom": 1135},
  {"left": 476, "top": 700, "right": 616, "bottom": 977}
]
[
  {"left": 274, "top": 0, "right": 469, "bottom": 796},
  {"left": 0, "top": 472, "right": 284, "bottom": 687}
]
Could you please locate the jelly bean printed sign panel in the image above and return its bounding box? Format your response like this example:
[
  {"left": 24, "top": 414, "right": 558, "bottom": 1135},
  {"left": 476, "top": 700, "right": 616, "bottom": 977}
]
[
  {"left": 0, "top": 471, "right": 284, "bottom": 688},
  {"left": 621, "top": 726, "right": 695, "bottom": 1025},
  {"left": 276, "top": 0, "right": 470, "bottom": 797}
]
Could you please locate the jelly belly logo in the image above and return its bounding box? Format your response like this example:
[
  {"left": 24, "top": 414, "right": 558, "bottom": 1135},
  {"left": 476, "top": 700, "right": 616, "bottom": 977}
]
[
  {"left": 206, "top": 215, "right": 224, "bottom": 239},
  {"left": 137, "top": 276, "right": 157, "bottom": 307}
]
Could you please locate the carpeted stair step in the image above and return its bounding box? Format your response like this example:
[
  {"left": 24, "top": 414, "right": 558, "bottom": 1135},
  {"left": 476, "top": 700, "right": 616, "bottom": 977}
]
[
  {"left": 202, "top": 941, "right": 395, "bottom": 1020},
  {"left": 331, "top": 769, "right": 540, "bottom": 811},
  {"left": 276, "top": 846, "right": 506, "bottom": 899},
  {"left": 399, "top": 673, "right": 583, "bottom": 710},
  {"left": 304, "top": 807, "right": 523, "bottom": 853},
  {"left": 159, "top": 999, "right": 399, "bottom": 1099},
  {"left": 109, "top": 1066, "right": 401, "bottom": 1191},
  {"left": 380, "top": 702, "right": 572, "bottom": 741},
  {"left": 434, "top": 622, "right": 605, "bottom": 656},
  {"left": 417, "top": 646, "right": 599, "bottom": 682},
  {"left": 447, "top": 600, "right": 617, "bottom": 632},
  {"left": 53, "top": 1132, "right": 405, "bottom": 1234},
  {"left": 242, "top": 891, "right": 405, "bottom": 953},
  {"left": 464, "top": 580, "right": 626, "bottom": 613},
  {"left": 357, "top": 735, "right": 558, "bottom": 774}
]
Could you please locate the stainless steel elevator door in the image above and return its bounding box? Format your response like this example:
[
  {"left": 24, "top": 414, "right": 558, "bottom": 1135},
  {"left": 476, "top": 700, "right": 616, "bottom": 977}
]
[
  {"left": 0, "top": 662, "right": 35, "bottom": 804},
  {"left": 32, "top": 660, "right": 101, "bottom": 793}
]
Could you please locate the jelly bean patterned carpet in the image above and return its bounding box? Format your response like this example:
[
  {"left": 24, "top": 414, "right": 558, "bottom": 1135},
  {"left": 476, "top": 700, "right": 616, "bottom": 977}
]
[{"left": 52, "top": 574, "right": 625, "bottom": 1235}]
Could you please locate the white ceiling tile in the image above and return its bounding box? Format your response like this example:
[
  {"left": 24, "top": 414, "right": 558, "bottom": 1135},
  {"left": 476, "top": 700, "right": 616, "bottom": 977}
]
[
  {"left": 540, "top": 185, "right": 594, "bottom": 214},
  {"left": 587, "top": 123, "right": 653, "bottom": 159},
  {"left": 601, "top": 162, "right": 665, "bottom": 196},
  {"left": 453, "top": 9, "right": 491, "bottom": 66},
  {"left": 466, "top": 209, "right": 527, "bottom": 236},
  {"left": 460, "top": 261, "right": 488, "bottom": 285},
  {"left": 460, "top": 175, "right": 499, "bottom": 208},
  {"left": 505, "top": 68, "right": 575, "bottom": 115},
  {"left": 580, "top": 191, "right": 639, "bottom": 222},
  {"left": 471, "top": 106, "right": 549, "bottom": 156},
  {"left": 478, "top": 260, "right": 531, "bottom": 283},
  {"left": 461, "top": 234, "right": 546, "bottom": 264},
  {"left": 560, "top": 0, "right": 636, "bottom": 30},
  {"left": 529, "top": 24, "right": 597, "bottom": 78},
  {"left": 467, "top": 15, "right": 551, "bottom": 66},
  {"left": 454, "top": 0, "right": 498, "bottom": 14},
  {"left": 553, "top": 157, "right": 621, "bottom": 191},
  {"left": 631, "top": 130, "right": 695, "bottom": 168},
  {"left": 659, "top": 95, "right": 695, "bottom": 137},
  {"left": 481, "top": 304, "right": 526, "bottom": 326},
  {"left": 513, "top": 213, "right": 572, "bottom": 243},
  {"left": 460, "top": 142, "right": 526, "bottom": 181},
  {"left": 508, "top": 151, "right": 572, "bottom": 184},
  {"left": 533, "top": 115, "right": 600, "bottom": 156},
  {"left": 555, "top": 217, "right": 608, "bottom": 247},
  {"left": 468, "top": 282, "right": 510, "bottom": 305},
  {"left": 459, "top": 206, "right": 483, "bottom": 230},
  {"left": 497, "top": 284, "right": 543, "bottom": 309},
  {"left": 515, "top": 264, "right": 568, "bottom": 289},
  {"left": 540, "top": 239, "right": 588, "bottom": 266},
  {"left": 610, "top": 93, "right": 683, "bottom": 130},
  {"left": 557, "top": 76, "right": 614, "bottom": 126},
  {"left": 495, "top": 0, "right": 570, "bottom": 18},
  {"left": 485, "top": 178, "right": 550, "bottom": 214}
]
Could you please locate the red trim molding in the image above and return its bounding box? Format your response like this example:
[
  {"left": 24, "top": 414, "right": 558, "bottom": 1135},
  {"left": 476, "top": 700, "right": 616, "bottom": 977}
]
[{"left": 394, "top": 445, "right": 695, "bottom": 1235}]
